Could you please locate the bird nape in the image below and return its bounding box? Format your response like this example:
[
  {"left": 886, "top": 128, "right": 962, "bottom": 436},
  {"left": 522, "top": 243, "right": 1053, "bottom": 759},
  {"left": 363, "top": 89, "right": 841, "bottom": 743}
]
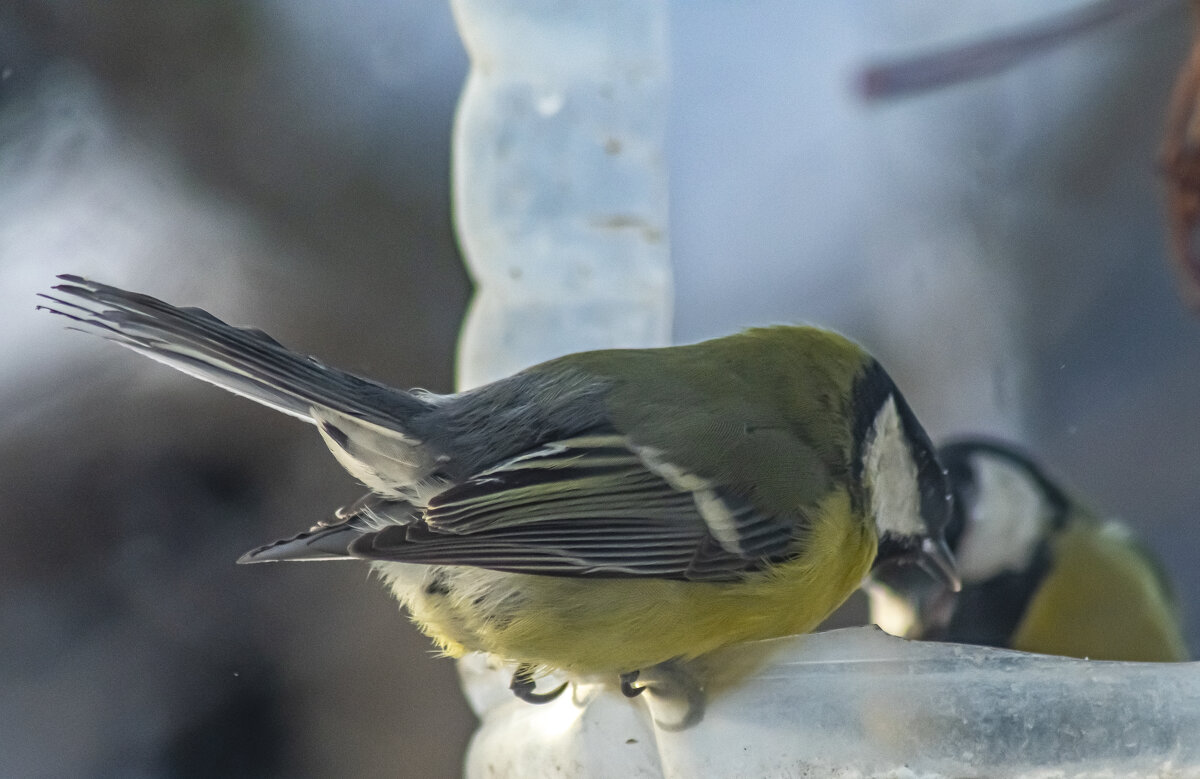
[{"left": 40, "top": 275, "right": 958, "bottom": 728}]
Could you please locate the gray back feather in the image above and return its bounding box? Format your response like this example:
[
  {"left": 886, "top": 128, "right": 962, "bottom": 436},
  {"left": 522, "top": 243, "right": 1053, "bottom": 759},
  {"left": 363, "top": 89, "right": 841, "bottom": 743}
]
[{"left": 415, "top": 369, "right": 613, "bottom": 479}]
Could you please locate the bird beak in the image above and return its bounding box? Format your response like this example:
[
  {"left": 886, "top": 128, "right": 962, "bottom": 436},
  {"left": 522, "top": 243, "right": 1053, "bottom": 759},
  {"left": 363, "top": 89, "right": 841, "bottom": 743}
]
[{"left": 917, "top": 536, "right": 962, "bottom": 592}]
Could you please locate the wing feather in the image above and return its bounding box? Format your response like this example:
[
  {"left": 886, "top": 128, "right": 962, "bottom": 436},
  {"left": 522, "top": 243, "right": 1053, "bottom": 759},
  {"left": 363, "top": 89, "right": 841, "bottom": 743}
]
[{"left": 346, "top": 434, "right": 801, "bottom": 581}]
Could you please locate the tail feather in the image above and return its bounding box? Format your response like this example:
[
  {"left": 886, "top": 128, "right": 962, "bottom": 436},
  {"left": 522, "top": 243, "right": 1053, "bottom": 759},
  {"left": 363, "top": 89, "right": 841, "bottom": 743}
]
[{"left": 39, "top": 275, "right": 430, "bottom": 429}]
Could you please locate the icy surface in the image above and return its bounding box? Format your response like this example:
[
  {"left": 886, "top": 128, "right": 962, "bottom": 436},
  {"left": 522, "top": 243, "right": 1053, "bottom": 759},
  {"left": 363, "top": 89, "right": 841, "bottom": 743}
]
[
  {"left": 462, "top": 627, "right": 1200, "bottom": 778},
  {"left": 449, "top": 0, "right": 672, "bottom": 389}
]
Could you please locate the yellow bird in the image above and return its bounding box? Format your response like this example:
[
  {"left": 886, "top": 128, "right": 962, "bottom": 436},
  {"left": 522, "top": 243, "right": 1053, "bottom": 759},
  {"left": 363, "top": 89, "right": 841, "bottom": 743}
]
[
  {"left": 42, "top": 276, "right": 958, "bottom": 721},
  {"left": 869, "top": 437, "right": 1189, "bottom": 663}
]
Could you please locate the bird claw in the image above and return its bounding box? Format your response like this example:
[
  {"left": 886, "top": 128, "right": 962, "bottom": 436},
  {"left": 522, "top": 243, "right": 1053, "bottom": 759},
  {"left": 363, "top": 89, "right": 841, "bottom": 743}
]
[
  {"left": 619, "top": 660, "right": 706, "bottom": 730},
  {"left": 619, "top": 670, "right": 645, "bottom": 698},
  {"left": 507, "top": 661, "right": 704, "bottom": 730},
  {"left": 510, "top": 664, "right": 568, "bottom": 704}
]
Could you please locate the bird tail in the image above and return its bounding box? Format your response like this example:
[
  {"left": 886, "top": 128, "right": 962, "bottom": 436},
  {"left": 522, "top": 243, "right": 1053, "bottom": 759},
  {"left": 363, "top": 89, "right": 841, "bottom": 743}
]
[{"left": 38, "top": 275, "right": 431, "bottom": 428}]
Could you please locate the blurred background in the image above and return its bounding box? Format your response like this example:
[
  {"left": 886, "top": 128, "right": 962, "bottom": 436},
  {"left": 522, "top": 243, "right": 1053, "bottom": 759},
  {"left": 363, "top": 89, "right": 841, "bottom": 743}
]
[{"left": 4, "top": 1, "right": 1198, "bottom": 776}]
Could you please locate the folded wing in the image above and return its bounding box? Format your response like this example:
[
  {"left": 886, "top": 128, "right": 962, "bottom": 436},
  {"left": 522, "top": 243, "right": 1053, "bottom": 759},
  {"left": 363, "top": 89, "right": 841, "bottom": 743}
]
[{"left": 250, "top": 433, "right": 800, "bottom": 581}]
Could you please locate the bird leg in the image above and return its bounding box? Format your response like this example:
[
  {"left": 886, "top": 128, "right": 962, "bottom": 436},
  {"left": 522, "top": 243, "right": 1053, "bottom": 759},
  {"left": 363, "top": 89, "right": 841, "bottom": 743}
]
[{"left": 509, "top": 664, "right": 568, "bottom": 704}]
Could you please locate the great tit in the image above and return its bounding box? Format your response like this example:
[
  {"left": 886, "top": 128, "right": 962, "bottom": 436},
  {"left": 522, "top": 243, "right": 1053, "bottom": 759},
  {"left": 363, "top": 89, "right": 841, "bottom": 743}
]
[
  {"left": 868, "top": 437, "right": 1189, "bottom": 662},
  {"left": 41, "top": 276, "right": 958, "bottom": 716}
]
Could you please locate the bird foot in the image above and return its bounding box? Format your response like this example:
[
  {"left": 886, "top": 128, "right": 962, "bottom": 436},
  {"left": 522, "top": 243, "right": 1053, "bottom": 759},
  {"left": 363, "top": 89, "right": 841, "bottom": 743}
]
[
  {"left": 619, "top": 670, "right": 645, "bottom": 698},
  {"left": 509, "top": 664, "right": 568, "bottom": 704},
  {"left": 620, "top": 660, "right": 706, "bottom": 730}
]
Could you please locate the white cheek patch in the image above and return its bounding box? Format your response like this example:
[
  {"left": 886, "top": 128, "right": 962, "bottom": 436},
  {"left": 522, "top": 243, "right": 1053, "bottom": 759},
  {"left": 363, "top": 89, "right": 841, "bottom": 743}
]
[
  {"left": 954, "top": 453, "right": 1054, "bottom": 583},
  {"left": 864, "top": 395, "right": 923, "bottom": 538}
]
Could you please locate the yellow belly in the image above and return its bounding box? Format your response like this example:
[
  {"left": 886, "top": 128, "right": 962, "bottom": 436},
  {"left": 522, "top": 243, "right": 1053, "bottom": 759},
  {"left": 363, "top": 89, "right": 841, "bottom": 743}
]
[
  {"left": 377, "top": 491, "right": 876, "bottom": 675},
  {"left": 1011, "top": 520, "right": 1190, "bottom": 663}
]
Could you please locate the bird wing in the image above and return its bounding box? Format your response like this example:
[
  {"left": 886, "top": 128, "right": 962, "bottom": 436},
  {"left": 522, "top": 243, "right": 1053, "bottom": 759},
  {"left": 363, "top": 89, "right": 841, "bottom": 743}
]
[
  {"left": 346, "top": 432, "right": 799, "bottom": 581},
  {"left": 239, "top": 495, "right": 422, "bottom": 562}
]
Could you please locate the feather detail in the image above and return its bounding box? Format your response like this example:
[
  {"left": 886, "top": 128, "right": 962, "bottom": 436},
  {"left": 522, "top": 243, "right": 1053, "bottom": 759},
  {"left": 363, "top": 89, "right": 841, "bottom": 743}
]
[
  {"left": 345, "top": 434, "right": 800, "bottom": 581},
  {"left": 39, "top": 276, "right": 442, "bottom": 496},
  {"left": 39, "top": 276, "right": 431, "bottom": 428}
]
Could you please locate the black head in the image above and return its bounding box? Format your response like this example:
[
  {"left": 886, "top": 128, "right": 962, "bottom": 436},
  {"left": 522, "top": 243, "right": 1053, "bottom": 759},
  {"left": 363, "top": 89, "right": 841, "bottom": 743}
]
[{"left": 851, "top": 361, "right": 959, "bottom": 591}]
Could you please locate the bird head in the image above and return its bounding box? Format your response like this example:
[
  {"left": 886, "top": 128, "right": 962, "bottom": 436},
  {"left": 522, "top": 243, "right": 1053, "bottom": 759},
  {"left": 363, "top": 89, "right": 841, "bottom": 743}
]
[{"left": 852, "top": 362, "right": 960, "bottom": 593}]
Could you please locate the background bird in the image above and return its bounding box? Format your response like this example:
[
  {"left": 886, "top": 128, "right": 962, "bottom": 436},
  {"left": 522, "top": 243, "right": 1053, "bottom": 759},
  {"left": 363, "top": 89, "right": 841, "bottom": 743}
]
[
  {"left": 868, "top": 437, "right": 1189, "bottom": 662},
  {"left": 41, "top": 275, "right": 958, "bottom": 715}
]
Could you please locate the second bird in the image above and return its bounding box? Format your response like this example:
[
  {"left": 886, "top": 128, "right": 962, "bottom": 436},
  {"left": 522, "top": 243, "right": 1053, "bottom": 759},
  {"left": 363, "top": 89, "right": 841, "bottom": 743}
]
[{"left": 869, "top": 437, "right": 1189, "bottom": 663}]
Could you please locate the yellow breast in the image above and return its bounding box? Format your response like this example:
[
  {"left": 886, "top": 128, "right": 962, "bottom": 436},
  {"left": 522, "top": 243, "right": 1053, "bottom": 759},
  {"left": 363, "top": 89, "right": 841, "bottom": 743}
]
[
  {"left": 1012, "top": 520, "right": 1189, "bottom": 662},
  {"left": 378, "top": 490, "right": 877, "bottom": 675}
]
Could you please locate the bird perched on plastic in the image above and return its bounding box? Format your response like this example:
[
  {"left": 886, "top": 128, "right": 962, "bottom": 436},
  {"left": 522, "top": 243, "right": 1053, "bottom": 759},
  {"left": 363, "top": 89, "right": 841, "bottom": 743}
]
[
  {"left": 41, "top": 275, "right": 959, "bottom": 724},
  {"left": 868, "top": 437, "right": 1189, "bottom": 663}
]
